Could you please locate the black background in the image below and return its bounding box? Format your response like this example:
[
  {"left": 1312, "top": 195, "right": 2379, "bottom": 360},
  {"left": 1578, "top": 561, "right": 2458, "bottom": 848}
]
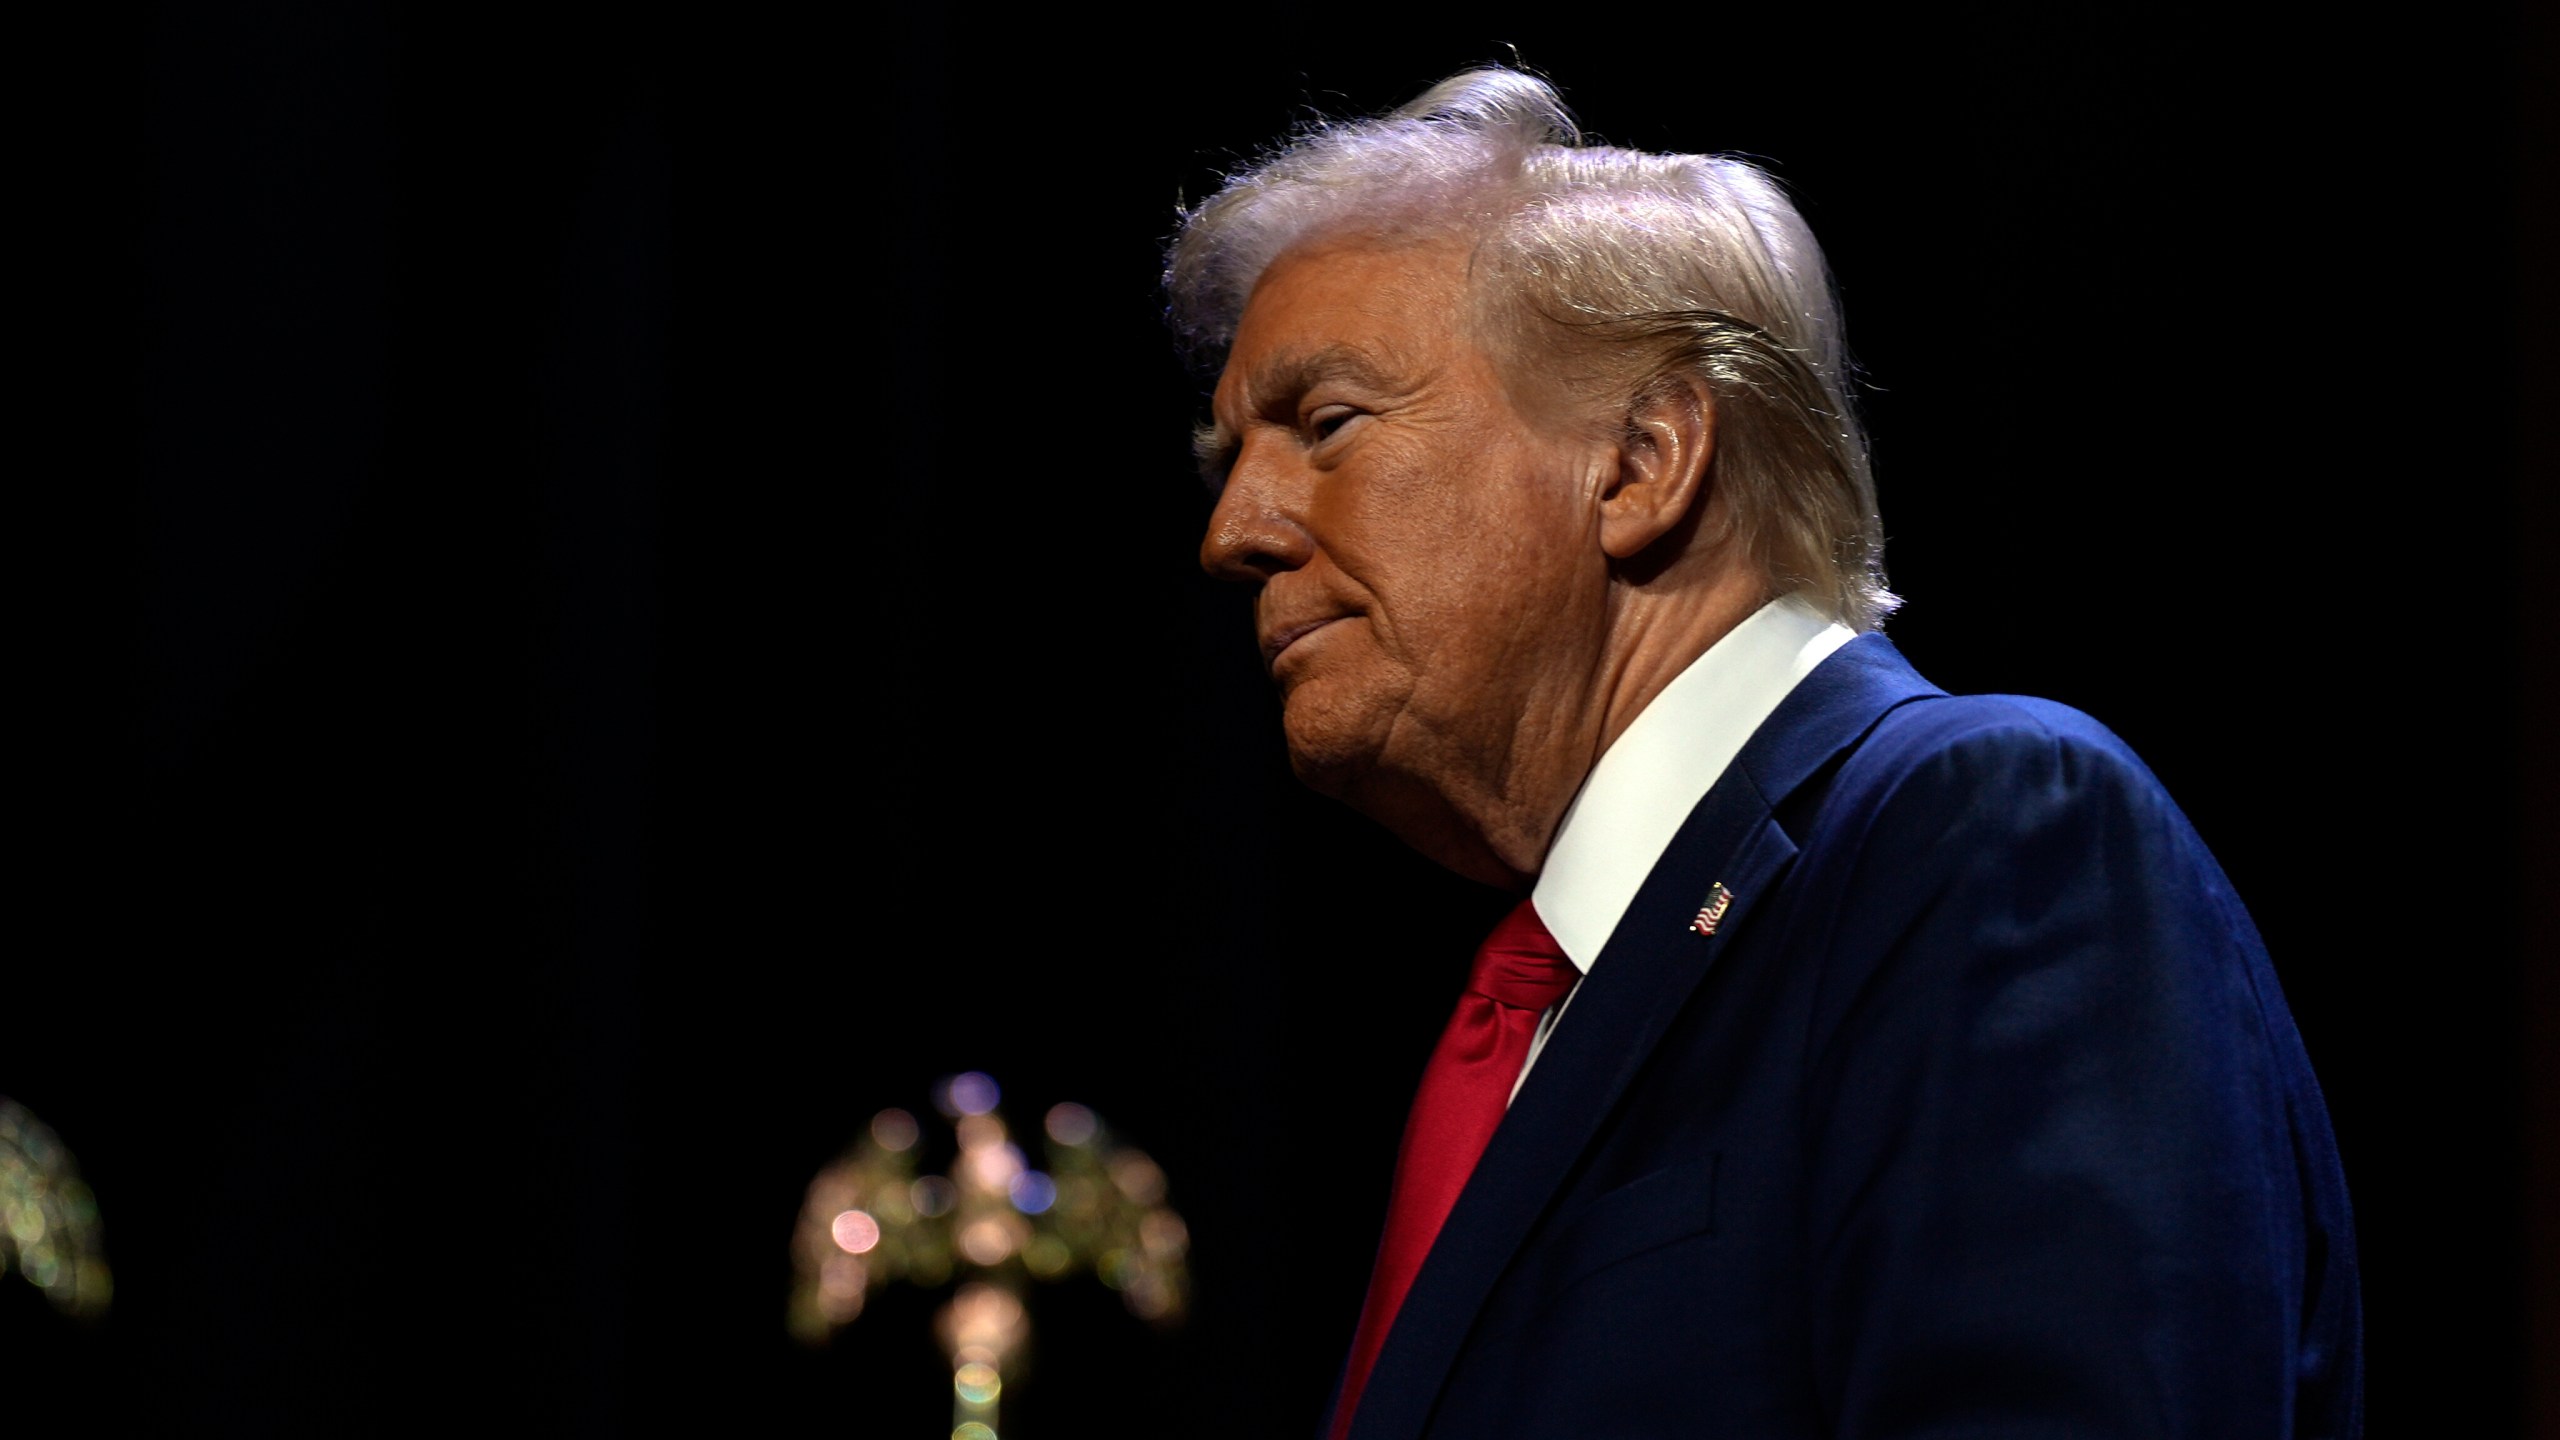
[{"left": 12, "top": 5, "right": 2552, "bottom": 1433}]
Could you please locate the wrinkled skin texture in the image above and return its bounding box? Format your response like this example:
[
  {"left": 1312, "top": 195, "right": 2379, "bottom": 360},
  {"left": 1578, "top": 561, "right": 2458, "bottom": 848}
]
[{"left": 1198, "top": 239, "right": 1765, "bottom": 886}]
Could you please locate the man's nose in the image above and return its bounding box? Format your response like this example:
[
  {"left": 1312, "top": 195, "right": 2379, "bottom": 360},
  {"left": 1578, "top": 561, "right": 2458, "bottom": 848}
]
[{"left": 1199, "top": 448, "right": 1313, "bottom": 584}]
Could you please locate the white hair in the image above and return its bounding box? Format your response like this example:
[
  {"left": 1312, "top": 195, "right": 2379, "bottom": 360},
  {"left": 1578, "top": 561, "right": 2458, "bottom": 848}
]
[{"left": 1166, "top": 69, "right": 1898, "bottom": 631}]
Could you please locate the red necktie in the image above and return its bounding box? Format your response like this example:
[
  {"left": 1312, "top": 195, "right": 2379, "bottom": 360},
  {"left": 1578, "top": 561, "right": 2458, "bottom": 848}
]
[{"left": 1331, "top": 898, "right": 1581, "bottom": 1440}]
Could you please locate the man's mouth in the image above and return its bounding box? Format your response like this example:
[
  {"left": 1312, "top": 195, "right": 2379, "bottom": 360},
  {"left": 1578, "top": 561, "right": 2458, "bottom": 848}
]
[{"left": 1262, "top": 615, "right": 1346, "bottom": 669}]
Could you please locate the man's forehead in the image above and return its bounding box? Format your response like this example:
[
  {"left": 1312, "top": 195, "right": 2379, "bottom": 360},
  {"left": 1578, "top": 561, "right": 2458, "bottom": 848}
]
[
  {"left": 1241, "top": 236, "right": 1465, "bottom": 331},
  {"left": 1216, "top": 240, "right": 1471, "bottom": 404}
]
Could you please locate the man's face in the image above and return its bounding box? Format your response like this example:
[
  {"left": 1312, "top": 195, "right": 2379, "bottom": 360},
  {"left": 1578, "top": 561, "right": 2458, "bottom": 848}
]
[{"left": 1199, "top": 239, "right": 1612, "bottom": 840}]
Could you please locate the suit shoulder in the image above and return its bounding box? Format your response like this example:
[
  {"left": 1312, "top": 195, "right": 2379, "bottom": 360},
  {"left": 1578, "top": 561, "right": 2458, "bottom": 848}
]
[
  {"left": 1839, "top": 691, "right": 2179, "bottom": 825},
  {"left": 1789, "top": 686, "right": 2257, "bottom": 1023},
  {"left": 1860, "top": 691, "right": 2143, "bottom": 767}
]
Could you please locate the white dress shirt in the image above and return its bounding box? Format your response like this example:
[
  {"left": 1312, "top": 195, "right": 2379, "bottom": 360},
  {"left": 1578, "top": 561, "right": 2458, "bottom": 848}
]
[{"left": 1511, "top": 594, "right": 1856, "bottom": 1097}]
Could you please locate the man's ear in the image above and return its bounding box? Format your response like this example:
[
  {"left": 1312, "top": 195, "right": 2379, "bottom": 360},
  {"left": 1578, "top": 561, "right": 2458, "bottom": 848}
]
[{"left": 1598, "top": 374, "right": 1717, "bottom": 561}]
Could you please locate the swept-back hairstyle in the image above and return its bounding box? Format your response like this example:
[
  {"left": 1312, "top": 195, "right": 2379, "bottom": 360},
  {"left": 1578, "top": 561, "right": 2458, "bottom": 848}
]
[{"left": 1165, "top": 69, "right": 1898, "bottom": 631}]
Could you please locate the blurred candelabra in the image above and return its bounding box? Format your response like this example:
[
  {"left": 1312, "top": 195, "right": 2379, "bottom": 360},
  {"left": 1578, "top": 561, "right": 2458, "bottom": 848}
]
[
  {"left": 789, "top": 1073, "right": 1187, "bottom": 1439},
  {"left": 0, "top": 1097, "right": 111, "bottom": 1321}
]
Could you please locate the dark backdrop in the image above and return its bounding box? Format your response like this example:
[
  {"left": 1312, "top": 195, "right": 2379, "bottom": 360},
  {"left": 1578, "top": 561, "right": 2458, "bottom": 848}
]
[{"left": 15, "top": 6, "right": 2551, "bottom": 1433}]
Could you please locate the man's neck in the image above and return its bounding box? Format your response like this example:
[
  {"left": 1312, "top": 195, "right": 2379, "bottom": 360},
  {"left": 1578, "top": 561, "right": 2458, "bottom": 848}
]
[
  {"left": 1585, "top": 566, "right": 1778, "bottom": 773},
  {"left": 1362, "top": 567, "right": 1776, "bottom": 889},
  {"left": 1530, "top": 592, "right": 1858, "bottom": 967}
]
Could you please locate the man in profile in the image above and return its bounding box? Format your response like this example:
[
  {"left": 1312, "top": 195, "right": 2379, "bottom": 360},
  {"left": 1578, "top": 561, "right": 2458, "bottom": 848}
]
[{"left": 1168, "top": 70, "right": 2360, "bottom": 1439}]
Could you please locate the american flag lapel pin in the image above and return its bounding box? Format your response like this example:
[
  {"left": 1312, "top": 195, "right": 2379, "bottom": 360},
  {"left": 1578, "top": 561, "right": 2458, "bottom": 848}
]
[{"left": 1689, "top": 882, "right": 1735, "bottom": 937}]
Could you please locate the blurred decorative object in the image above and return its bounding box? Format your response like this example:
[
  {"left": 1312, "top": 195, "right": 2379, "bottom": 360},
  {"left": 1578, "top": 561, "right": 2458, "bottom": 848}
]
[
  {"left": 0, "top": 1097, "right": 112, "bottom": 1320},
  {"left": 790, "top": 1074, "right": 1188, "bottom": 1437}
]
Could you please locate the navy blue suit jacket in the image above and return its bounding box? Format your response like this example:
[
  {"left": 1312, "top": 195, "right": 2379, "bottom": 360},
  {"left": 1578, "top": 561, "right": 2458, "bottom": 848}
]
[{"left": 1340, "top": 635, "right": 2361, "bottom": 1439}]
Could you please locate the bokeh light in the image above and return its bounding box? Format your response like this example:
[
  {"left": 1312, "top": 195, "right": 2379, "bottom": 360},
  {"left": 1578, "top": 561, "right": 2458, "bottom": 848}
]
[
  {"left": 966, "top": 1141, "right": 1024, "bottom": 1193},
  {"left": 0, "top": 1097, "right": 111, "bottom": 1321},
  {"left": 818, "top": 1255, "right": 868, "bottom": 1323},
  {"left": 958, "top": 1217, "right": 1016, "bottom": 1266},
  {"left": 830, "top": 1209, "right": 881, "bottom": 1255},
  {"left": 1022, "top": 1234, "right": 1071, "bottom": 1278},
  {"left": 1008, "top": 1172, "right": 1056, "bottom": 1215},
  {"left": 871, "top": 1108, "right": 921, "bottom": 1152},
  {"left": 941, "top": 1281, "right": 1026, "bottom": 1361},
  {"left": 1139, "top": 1208, "right": 1188, "bottom": 1256},
  {"left": 7, "top": 1201, "right": 47, "bottom": 1247},
  {"left": 1107, "top": 1152, "right": 1166, "bottom": 1205},
  {"left": 955, "top": 1113, "right": 1002, "bottom": 1151},
  {"left": 1043, "top": 1102, "right": 1097, "bottom": 1147},
  {"left": 1126, "top": 1272, "right": 1173, "bottom": 1320},
  {"left": 953, "top": 1425, "right": 997, "bottom": 1440},
  {"left": 953, "top": 1360, "right": 1002, "bottom": 1407},
  {"left": 789, "top": 1080, "right": 1191, "bottom": 1417},
  {"left": 946, "top": 1072, "right": 1000, "bottom": 1117}
]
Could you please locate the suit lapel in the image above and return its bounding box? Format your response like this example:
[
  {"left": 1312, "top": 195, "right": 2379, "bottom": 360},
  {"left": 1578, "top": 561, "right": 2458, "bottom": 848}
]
[{"left": 1345, "top": 635, "right": 1942, "bottom": 1440}]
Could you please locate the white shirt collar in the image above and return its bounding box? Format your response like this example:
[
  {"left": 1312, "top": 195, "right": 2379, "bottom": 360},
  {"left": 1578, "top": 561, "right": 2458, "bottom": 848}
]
[{"left": 1530, "top": 594, "right": 1855, "bottom": 973}]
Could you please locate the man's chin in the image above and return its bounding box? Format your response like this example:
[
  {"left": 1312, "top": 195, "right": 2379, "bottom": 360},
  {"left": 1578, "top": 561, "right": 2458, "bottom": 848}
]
[
  {"left": 1280, "top": 733, "right": 1369, "bottom": 800},
  {"left": 1276, "top": 687, "right": 1390, "bottom": 797}
]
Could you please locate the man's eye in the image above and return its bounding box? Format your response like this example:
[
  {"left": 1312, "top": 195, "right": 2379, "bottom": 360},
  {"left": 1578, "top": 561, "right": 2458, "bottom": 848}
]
[{"left": 1309, "top": 406, "right": 1360, "bottom": 442}]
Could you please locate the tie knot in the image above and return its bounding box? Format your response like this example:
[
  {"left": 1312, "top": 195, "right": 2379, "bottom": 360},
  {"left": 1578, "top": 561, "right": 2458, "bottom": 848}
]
[{"left": 1467, "top": 898, "right": 1580, "bottom": 1012}]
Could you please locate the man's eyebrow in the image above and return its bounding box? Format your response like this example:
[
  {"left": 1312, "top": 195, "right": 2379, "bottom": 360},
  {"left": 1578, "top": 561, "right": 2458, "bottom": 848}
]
[{"left": 1248, "top": 342, "right": 1401, "bottom": 408}]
